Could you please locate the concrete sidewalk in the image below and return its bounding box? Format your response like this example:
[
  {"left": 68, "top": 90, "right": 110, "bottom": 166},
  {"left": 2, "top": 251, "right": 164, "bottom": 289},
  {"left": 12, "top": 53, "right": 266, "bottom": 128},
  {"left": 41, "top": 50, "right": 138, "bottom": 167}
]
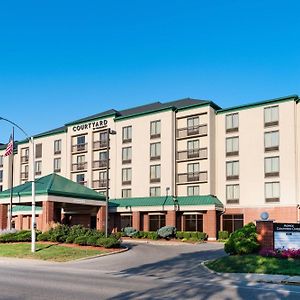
[{"left": 202, "top": 261, "right": 300, "bottom": 286}]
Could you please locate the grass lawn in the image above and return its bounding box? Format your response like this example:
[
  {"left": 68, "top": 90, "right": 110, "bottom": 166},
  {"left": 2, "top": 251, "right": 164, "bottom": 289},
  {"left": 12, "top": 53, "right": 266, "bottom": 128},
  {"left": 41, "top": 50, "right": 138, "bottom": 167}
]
[
  {"left": 206, "top": 254, "right": 300, "bottom": 276},
  {"left": 0, "top": 243, "right": 109, "bottom": 262}
]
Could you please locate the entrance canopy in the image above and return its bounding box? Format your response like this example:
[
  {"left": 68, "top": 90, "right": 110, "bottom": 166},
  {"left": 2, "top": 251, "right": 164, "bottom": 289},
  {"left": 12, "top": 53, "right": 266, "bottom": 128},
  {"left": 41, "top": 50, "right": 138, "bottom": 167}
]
[{"left": 0, "top": 173, "right": 106, "bottom": 206}]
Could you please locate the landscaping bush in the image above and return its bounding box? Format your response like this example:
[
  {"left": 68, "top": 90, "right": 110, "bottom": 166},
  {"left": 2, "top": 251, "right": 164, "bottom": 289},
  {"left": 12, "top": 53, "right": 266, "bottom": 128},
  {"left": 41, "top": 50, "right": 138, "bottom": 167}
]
[
  {"left": 48, "top": 224, "right": 70, "bottom": 243},
  {"left": 260, "top": 248, "right": 300, "bottom": 259},
  {"left": 157, "top": 226, "right": 176, "bottom": 239},
  {"left": 74, "top": 236, "right": 88, "bottom": 246},
  {"left": 37, "top": 231, "right": 51, "bottom": 241},
  {"left": 87, "top": 236, "right": 99, "bottom": 246},
  {"left": 122, "top": 227, "right": 138, "bottom": 237},
  {"left": 224, "top": 222, "right": 259, "bottom": 255},
  {"left": 147, "top": 232, "right": 159, "bottom": 240},
  {"left": 218, "top": 231, "right": 229, "bottom": 240},
  {"left": 97, "top": 236, "right": 120, "bottom": 248},
  {"left": 0, "top": 230, "right": 33, "bottom": 243},
  {"left": 176, "top": 231, "right": 185, "bottom": 239}
]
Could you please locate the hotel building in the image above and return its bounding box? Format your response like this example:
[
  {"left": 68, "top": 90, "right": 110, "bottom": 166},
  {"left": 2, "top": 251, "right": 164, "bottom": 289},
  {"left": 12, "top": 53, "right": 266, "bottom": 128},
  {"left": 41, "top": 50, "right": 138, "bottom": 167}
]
[{"left": 0, "top": 94, "right": 299, "bottom": 240}]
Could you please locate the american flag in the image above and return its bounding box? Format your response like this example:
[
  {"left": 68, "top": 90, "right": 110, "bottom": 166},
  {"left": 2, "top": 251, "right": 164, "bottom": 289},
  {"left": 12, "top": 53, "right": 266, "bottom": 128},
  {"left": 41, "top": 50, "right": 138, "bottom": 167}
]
[{"left": 4, "top": 135, "right": 13, "bottom": 157}]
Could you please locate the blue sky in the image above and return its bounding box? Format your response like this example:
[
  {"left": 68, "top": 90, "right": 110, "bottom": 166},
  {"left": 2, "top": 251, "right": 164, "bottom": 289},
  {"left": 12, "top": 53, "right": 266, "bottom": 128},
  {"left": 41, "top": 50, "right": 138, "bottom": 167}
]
[{"left": 0, "top": 0, "right": 299, "bottom": 141}]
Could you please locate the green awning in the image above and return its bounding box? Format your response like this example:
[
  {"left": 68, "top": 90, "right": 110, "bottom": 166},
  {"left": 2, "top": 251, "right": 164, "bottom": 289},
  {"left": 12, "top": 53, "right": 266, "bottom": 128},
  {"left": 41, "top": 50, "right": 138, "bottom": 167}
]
[
  {"left": 0, "top": 173, "right": 105, "bottom": 201},
  {"left": 109, "top": 195, "right": 223, "bottom": 208}
]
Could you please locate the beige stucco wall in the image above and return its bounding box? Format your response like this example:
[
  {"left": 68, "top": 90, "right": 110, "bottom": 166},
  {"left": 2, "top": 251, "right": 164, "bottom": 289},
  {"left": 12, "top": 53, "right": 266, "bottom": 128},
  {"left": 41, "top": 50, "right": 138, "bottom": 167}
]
[{"left": 215, "top": 100, "right": 298, "bottom": 208}]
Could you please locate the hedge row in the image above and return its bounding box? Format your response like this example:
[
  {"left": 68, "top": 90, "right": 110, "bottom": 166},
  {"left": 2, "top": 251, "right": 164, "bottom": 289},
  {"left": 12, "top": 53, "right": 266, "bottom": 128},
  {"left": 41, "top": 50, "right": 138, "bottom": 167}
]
[{"left": 37, "top": 225, "right": 121, "bottom": 248}]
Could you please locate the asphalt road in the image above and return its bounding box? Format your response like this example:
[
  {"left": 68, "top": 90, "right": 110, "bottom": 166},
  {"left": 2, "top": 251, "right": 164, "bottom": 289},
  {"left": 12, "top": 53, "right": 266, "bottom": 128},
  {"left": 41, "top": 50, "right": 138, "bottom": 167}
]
[{"left": 0, "top": 242, "right": 300, "bottom": 299}]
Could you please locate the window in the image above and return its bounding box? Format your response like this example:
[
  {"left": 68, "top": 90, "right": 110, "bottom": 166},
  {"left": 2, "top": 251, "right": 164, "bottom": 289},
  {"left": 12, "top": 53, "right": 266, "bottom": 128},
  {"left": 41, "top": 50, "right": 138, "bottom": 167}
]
[
  {"left": 0, "top": 155, "right": 3, "bottom": 167},
  {"left": 21, "top": 165, "right": 29, "bottom": 180},
  {"left": 122, "top": 147, "right": 132, "bottom": 164},
  {"left": 74, "top": 135, "right": 87, "bottom": 152},
  {"left": 226, "top": 161, "right": 239, "bottom": 180},
  {"left": 120, "top": 214, "right": 132, "bottom": 229},
  {"left": 35, "top": 144, "right": 42, "bottom": 159},
  {"left": 264, "top": 106, "right": 279, "bottom": 127},
  {"left": 122, "top": 189, "right": 131, "bottom": 198},
  {"left": 265, "top": 182, "right": 280, "bottom": 202},
  {"left": 35, "top": 161, "right": 42, "bottom": 176},
  {"left": 187, "top": 163, "right": 200, "bottom": 181},
  {"left": 21, "top": 148, "right": 29, "bottom": 164},
  {"left": 226, "top": 137, "right": 239, "bottom": 156},
  {"left": 99, "top": 171, "right": 107, "bottom": 182},
  {"left": 0, "top": 185, "right": 2, "bottom": 192},
  {"left": 265, "top": 157, "right": 279, "bottom": 177},
  {"left": 265, "top": 131, "right": 279, "bottom": 152},
  {"left": 99, "top": 151, "right": 107, "bottom": 161},
  {"left": 122, "top": 168, "right": 132, "bottom": 185},
  {"left": 184, "top": 214, "right": 203, "bottom": 231},
  {"left": 54, "top": 158, "right": 61, "bottom": 172},
  {"left": 76, "top": 174, "right": 86, "bottom": 185},
  {"left": 150, "top": 120, "right": 161, "bottom": 139},
  {"left": 187, "top": 186, "right": 199, "bottom": 196},
  {"left": 187, "top": 116, "right": 199, "bottom": 135},
  {"left": 150, "top": 186, "right": 161, "bottom": 197},
  {"left": 122, "top": 126, "right": 132, "bottom": 143},
  {"left": 99, "top": 131, "right": 108, "bottom": 147},
  {"left": 54, "top": 139, "right": 61, "bottom": 154},
  {"left": 150, "top": 143, "right": 161, "bottom": 160},
  {"left": 223, "top": 214, "right": 244, "bottom": 234},
  {"left": 187, "top": 140, "right": 199, "bottom": 159},
  {"left": 226, "top": 184, "right": 239, "bottom": 204},
  {"left": 149, "top": 214, "right": 165, "bottom": 231},
  {"left": 226, "top": 113, "right": 239, "bottom": 132},
  {"left": 0, "top": 170, "right": 3, "bottom": 182},
  {"left": 76, "top": 155, "right": 86, "bottom": 170},
  {"left": 150, "top": 165, "right": 161, "bottom": 183}
]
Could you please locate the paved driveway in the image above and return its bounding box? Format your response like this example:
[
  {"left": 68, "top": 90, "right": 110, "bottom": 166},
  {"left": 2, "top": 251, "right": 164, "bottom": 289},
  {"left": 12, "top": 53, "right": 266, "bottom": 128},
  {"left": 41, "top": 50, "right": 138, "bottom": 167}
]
[{"left": 0, "top": 242, "right": 300, "bottom": 299}]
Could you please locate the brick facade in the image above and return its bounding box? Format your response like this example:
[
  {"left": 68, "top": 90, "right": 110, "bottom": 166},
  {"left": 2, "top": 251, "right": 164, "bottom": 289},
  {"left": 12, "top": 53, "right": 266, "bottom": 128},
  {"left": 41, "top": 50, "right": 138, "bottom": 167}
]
[
  {"left": 0, "top": 204, "right": 8, "bottom": 230},
  {"left": 256, "top": 220, "right": 274, "bottom": 250},
  {"left": 203, "top": 210, "right": 217, "bottom": 240}
]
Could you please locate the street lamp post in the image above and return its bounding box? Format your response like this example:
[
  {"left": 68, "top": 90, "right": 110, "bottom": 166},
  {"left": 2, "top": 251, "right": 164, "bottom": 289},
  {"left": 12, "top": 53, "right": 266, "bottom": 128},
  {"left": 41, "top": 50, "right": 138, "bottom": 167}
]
[
  {"left": 105, "top": 128, "right": 116, "bottom": 238},
  {"left": 0, "top": 117, "right": 36, "bottom": 253}
]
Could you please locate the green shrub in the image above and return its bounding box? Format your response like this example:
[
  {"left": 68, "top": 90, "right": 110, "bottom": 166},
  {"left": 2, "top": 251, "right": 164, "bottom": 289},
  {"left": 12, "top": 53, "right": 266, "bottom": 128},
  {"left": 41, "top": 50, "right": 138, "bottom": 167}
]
[
  {"left": 176, "top": 231, "right": 185, "bottom": 239},
  {"left": 224, "top": 223, "right": 259, "bottom": 255},
  {"left": 47, "top": 224, "right": 70, "bottom": 243},
  {"left": 122, "top": 227, "right": 138, "bottom": 237},
  {"left": 183, "top": 232, "right": 192, "bottom": 239},
  {"left": 148, "top": 232, "right": 159, "bottom": 240},
  {"left": 218, "top": 231, "right": 229, "bottom": 240},
  {"left": 65, "top": 235, "right": 77, "bottom": 244},
  {"left": 112, "top": 232, "right": 122, "bottom": 239},
  {"left": 74, "top": 236, "right": 88, "bottom": 246},
  {"left": 97, "top": 237, "right": 120, "bottom": 248},
  {"left": 157, "top": 226, "right": 176, "bottom": 239},
  {"left": 15, "top": 230, "right": 32, "bottom": 242},
  {"left": 87, "top": 236, "right": 99, "bottom": 246},
  {"left": 196, "top": 232, "right": 207, "bottom": 241}
]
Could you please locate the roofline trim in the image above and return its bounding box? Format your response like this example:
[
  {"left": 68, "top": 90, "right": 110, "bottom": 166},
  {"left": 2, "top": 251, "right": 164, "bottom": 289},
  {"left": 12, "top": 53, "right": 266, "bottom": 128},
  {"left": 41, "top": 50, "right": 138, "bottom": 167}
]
[
  {"left": 217, "top": 95, "right": 299, "bottom": 114},
  {"left": 176, "top": 101, "right": 221, "bottom": 112},
  {"left": 65, "top": 112, "right": 118, "bottom": 126}
]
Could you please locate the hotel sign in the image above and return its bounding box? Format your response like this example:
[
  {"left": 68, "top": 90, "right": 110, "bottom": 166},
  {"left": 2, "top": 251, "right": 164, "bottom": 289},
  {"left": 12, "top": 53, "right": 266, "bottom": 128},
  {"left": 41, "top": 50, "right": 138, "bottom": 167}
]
[
  {"left": 274, "top": 223, "right": 300, "bottom": 250},
  {"left": 72, "top": 120, "right": 108, "bottom": 132}
]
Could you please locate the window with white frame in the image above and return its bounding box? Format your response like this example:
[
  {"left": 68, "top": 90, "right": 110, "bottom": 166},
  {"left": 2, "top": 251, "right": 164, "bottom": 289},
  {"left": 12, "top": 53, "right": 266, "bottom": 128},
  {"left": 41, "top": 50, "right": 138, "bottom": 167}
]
[
  {"left": 226, "top": 137, "right": 239, "bottom": 156},
  {"left": 265, "top": 157, "right": 279, "bottom": 177},
  {"left": 264, "top": 106, "right": 279, "bottom": 127},
  {"left": 122, "top": 189, "right": 131, "bottom": 198},
  {"left": 122, "top": 168, "right": 132, "bottom": 185},
  {"left": 150, "top": 120, "right": 161, "bottom": 138},
  {"left": 187, "top": 185, "right": 199, "bottom": 196},
  {"left": 226, "top": 161, "right": 239, "bottom": 180},
  {"left": 265, "top": 182, "right": 280, "bottom": 202},
  {"left": 54, "top": 158, "right": 61, "bottom": 172},
  {"left": 122, "top": 147, "right": 132, "bottom": 164},
  {"left": 54, "top": 139, "right": 62, "bottom": 154},
  {"left": 150, "top": 142, "right": 161, "bottom": 160},
  {"left": 76, "top": 174, "right": 85, "bottom": 185},
  {"left": 150, "top": 186, "right": 161, "bottom": 197},
  {"left": 226, "top": 113, "right": 239, "bottom": 132},
  {"left": 0, "top": 155, "right": 3, "bottom": 167},
  {"left": 150, "top": 165, "right": 161, "bottom": 183},
  {"left": 264, "top": 131, "right": 279, "bottom": 151},
  {"left": 226, "top": 184, "right": 239, "bottom": 204},
  {"left": 35, "top": 161, "right": 42, "bottom": 176},
  {"left": 0, "top": 170, "right": 3, "bottom": 182},
  {"left": 122, "top": 126, "right": 132, "bottom": 143}
]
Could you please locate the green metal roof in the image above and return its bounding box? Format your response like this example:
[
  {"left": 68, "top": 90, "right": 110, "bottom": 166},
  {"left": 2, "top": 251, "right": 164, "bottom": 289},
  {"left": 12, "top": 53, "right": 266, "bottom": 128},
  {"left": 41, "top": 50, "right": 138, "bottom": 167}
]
[
  {"left": 0, "top": 173, "right": 105, "bottom": 201},
  {"left": 217, "top": 94, "right": 299, "bottom": 114},
  {"left": 109, "top": 195, "right": 223, "bottom": 208},
  {"left": 12, "top": 205, "right": 42, "bottom": 213}
]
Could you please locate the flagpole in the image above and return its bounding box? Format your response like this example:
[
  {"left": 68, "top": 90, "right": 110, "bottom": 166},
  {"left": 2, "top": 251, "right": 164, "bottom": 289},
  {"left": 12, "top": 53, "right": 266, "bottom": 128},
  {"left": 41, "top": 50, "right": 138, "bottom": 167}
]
[{"left": 8, "top": 127, "right": 14, "bottom": 230}]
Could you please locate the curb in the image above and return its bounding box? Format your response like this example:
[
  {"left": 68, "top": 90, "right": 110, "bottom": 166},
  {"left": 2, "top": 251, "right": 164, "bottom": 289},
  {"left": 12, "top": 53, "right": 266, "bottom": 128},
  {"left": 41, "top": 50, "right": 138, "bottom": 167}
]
[
  {"left": 72, "top": 246, "right": 129, "bottom": 262},
  {"left": 201, "top": 260, "right": 300, "bottom": 286}
]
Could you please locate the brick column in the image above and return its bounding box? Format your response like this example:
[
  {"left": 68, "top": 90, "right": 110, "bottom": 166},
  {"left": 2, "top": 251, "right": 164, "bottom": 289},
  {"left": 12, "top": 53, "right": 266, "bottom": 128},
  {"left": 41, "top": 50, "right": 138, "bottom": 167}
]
[
  {"left": 203, "top": 210, "right": 217, "bottom": 241},
  {"left": 132, "top": 211, "right": 140, "bottom": 230},
  {"left": 143, "top": 214, "right": 149, "bottom": 232},
  {"left": 256, "top": 220, "right": 274, "bottom": 251},
  {"left": 15, "top": 215, "right": 23, "bottom": 230},
  {"left": 166, "top": 210, "right": 176, "bottom": 227},
  {"left": 0, "top": 204, "right": 8, "bottom": 230},
  {"left": 96, "top": 206, "right": 106, "bottom": 231},
  {"left": 42, "top": 201, "right": 55, "bottom": 232}
]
